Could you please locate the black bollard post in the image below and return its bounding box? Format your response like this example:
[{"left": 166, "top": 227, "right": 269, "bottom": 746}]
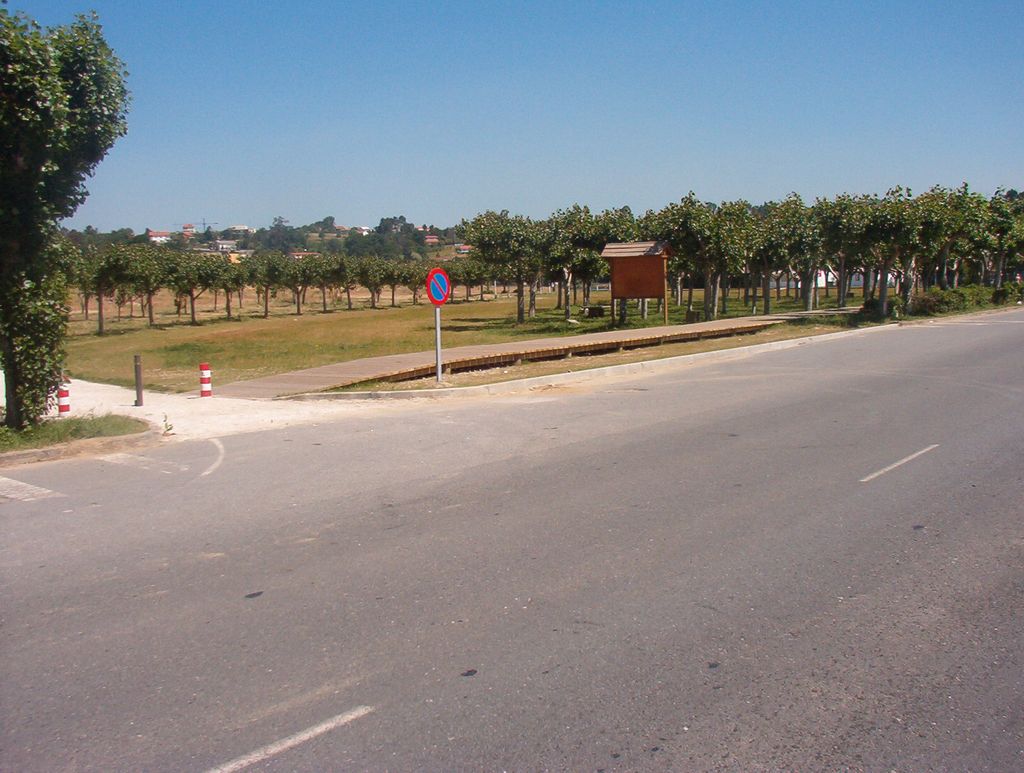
[{"left": 134, "top": 354, "right": 144, "bottom": 407}]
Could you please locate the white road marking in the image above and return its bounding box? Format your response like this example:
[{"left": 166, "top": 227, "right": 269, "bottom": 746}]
[
  {"left": 204, "top": 705, "right": 375, "bottom": 773},
  {"left": 201, "top": 438, "right": 225, "bottom": 477},
  {"left": 100, "top": 452, "right": 189, "bottom": 474},
  {"left": 0, "top": 476, "right": 64, "bottom": 502},
  {"left": 860, "top": 444, "right": 940, "bottom": 483}
]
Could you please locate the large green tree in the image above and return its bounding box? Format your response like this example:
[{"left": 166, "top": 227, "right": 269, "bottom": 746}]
[
  {"left": 915, "top": 184, "right": 989, "bottom": 291},
  {"left": 1, "top": 9, "right": 129, "bottom": 427},
  {"left": 647, "top": 194, "right": 719, "bottom": 319},
  {"left": 986, "top": 190, "right": 1024, "bottom": 288},
  {"left": 463, "top": 211, "right": 535, "bottom": 323},
  {"left": 865, "top": 188, "right": 920, "bottom": 317},
  {"left": 814, "top": 194, "right": 870, "bottom": 309}
]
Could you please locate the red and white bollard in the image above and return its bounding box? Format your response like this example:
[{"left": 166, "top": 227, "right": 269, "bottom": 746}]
[
  {"left": 58, "top": 384, "right": 71, "bottom": 416},
  {"left": 199, "top": 362, "right": 212, "bottom": 397}
]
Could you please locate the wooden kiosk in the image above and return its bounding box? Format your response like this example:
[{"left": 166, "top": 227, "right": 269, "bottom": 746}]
[{"left": 601, "top": 241, "right": 672, "bottom": 324}]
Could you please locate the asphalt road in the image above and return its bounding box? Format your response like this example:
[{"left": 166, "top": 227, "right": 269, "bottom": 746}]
[{"left": 3, "top": 309, "right": 1023, "bottom": 771}]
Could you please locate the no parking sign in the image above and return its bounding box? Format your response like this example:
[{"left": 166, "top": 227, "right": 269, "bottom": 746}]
[{"left": 426, "top": 267, "right": 452, "bottom": 306}]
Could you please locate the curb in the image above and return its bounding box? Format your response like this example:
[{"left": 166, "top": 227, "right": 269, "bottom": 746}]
[
  {"left": 0, "top": 425, "right": 164, "bottom": 469},
  {"left": 286, "top": 323, "right": 897, "bottom": 401}
]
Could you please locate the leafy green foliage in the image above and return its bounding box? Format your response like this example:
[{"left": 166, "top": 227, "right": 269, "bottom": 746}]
[
  {"left": 1, "top": 8, "right": 128, "bottom": 427},
  {"left": 910, "top": 285, "right": 996, "bottom": 315}
]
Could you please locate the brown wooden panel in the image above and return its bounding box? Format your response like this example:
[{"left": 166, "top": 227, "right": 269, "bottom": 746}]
[{"left": 610, "top": 256, "right": 667, "bottom": 299}]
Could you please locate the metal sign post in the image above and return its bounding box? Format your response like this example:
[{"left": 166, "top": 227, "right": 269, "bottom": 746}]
[
  {"left": 434, "top": 305, "right": 443, "bottom": 382},
  {"left": 426, "top": 267, "right": 452, "bottom": 383}
]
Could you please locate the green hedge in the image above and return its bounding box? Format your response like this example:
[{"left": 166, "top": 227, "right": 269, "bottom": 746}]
[{"left": 910, "top": 285, "right": 998, "bottom": 316}]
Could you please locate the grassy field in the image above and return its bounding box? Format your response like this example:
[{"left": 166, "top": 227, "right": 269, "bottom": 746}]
[{"left": 65, "top": 285, "right": 856, "bottom": 392}]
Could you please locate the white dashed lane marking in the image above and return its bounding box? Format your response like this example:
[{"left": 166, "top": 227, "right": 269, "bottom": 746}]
[
  {"left": 0, "top": 476, "right": 65, "bottom": 502},
  {"left": 860, "top": 444, "right": 940, "bottom": 483}
]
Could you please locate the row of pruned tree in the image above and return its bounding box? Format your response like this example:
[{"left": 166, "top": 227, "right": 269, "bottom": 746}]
[
  {"left": 66, "top": 247, "right": 493, "bottom": 331},
  {"left": 462, "top": 185, "right": 1024, "bottom": 323}
]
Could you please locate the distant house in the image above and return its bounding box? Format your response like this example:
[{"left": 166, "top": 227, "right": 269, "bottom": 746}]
[
  {"left": 224, "top": 224, "right": 255, "bottom": 236},
  {"left": 213, "top": 240, "right": 238, "bottom": 253},
  {"left": 181, "top": 223, "right": 196, "bottom": 238},
  {"left": 424, "top": 234, "right": 440, "bottom": 246},
  {"left": 288, "top": 251, "right": 319, "bottom": 259},
  {"left": 455, "top": 243, "right": 473, "bottom": 255},
  {"left": 146, "top": 229, "right": 171, "bottom": 244}
]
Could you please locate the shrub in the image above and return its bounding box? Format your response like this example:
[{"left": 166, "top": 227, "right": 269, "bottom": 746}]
[
  {"left": 860, "top": 295, "right": 904, "bottom": 319},
  {"left": 910, "top": 284, "right": 997, "bottom": 316},
  {"left": 993, "top": 281, "right": 1024, "bottom": 305}
]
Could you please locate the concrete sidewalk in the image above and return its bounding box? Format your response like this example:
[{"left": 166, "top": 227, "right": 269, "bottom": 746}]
[{"left": 42, "top": 379, "right": 381, "bottom": 441}]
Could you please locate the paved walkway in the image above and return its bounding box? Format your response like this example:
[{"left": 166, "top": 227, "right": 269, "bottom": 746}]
[{"left": 216, "top": 311, "right": 847, "bottom": 399}]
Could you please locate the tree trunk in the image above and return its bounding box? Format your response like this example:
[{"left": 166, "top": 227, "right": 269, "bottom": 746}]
[
  {"left": 878, "top": 261, "right": 892, "bottom": 316},
  {"left": 295, "top": 288, "right": 303, "bottom": 315},
  {"left": 323, "top": 285, "right": 329, "bottom": 312},
  {"left": 762, "top": 270, "right": 772, "bottom": 315},
  {"left": 900, "top": 256, "right": 914, "bottom": 313},
  {"left": 528, "top": 280, "right": 537, "bottom": 318},
  {"left": 800, "top": 270, "right": 813, "bottom": 311},
  {"left": 555, "top": 279, "right": 563, "bottom": 310},
  {"left": 704, "top": 272, "right": 720, "bottom": 321},
  {"left": 720, "top": 277, "right": 729, "bottom": 315},
  {"left": 564, "top": 271, "right": 572, "bottom": 321},
  {"left": 686, "top": 274, "right": 694, "bottom": 311},
  {"left": 225, "top": 289, "right": 232, "bottom": 320},
  {"left": 515, "top": 278, "right": 525, "bottom": 323},
  {"left": 263, "top": 286, "right": 270, "bottom": 318},
  {"left": 189, "top": 290, "right": 197, "bottom": 325},
  {"left": 835, "top": 258, "right": 846, "bottom": 309},
  {"left": 346, "top": 287, "right": 353, "bottom": 309},
  {"left": 97, "top": 291, "right": 106, "bottom": 334},
  {"left": 147, "top": 291, "right": 156, "bottom": 326},
  {"left": 938, "top": 244, "right": 950, "bottom": 290}
]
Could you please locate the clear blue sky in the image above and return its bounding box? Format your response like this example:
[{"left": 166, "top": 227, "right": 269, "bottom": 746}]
[{"left": 16, "top": 0, "right": 1024, "bottom": 232}]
